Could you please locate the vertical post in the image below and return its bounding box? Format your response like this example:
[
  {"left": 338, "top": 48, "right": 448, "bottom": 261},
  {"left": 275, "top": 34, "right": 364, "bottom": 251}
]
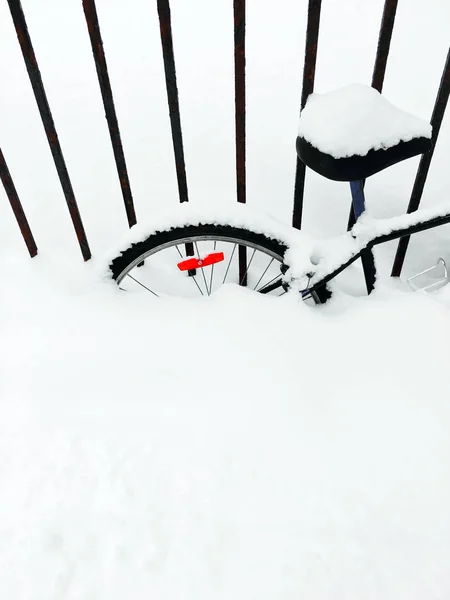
[
  {"left": 156, "top": 0, "right": 194, "bottom": 270},
  {"left": 6, "top": 0, "right": 91, "bottom": 261},
  {"left": 233, "top": 0, "right": 246, "bottom": 208},
  {"left": 156, "top": 0, "right": 189, "bottom": 205},
  {"left": 347, "top": 0, "right": 398, "bottom": 231},
  {"left": 292, "top": 0, "right": 322, "bottom": 230},
  {"left": 391, "top": 47, "right": 450, "bottom": 277},
  {"left": 82, "top": 0, "right": 137, "bottom": 228},
  {"left": 350, "top": 180, "right": 376, "bottom": 294},
  {"left": 371, "top": 0, "right": 399, "bottom": 93},
  {"left": 0, "top": 146, "right": 38, "bottom": 257},
  {"left": 233, "top": 0, "right": 247, "bottom": 284}
]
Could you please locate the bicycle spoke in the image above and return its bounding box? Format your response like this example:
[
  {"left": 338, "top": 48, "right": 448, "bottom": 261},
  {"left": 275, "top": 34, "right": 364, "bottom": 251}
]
[
  {"left": 126, "top": 273, "right": 159, "bottom": 297},
  {"left": 239, "top": 248, "right": 256, "bottom": 285},
  {"left": 238, "top": 245, "right": 247, "bottom": 286},
  {"left": 257, "top": 275, "right": 283, "bottom": 294},
  {"left": 256, "top": 272, "right": 280, "bottom": 291},
  {"left": 191, "top": 275, "right": 204, "bottom": 296},
  {"left": 175, "top": 246, "right": 203, "bottom": 296},
  {"left": 222, "top": 243, "right": 237, "bottom": 283},
  {"left": 194, "top": 241, "right": 209, "bottom": 296},
  {"left": 253, "top": 257, "right": 274, "bottom": 290},
  {"left": 119, "top": 235, "right": 285, "bottom": 299},
  {"left": 209, "top": 240, "right": 217, "bottom": 295}
]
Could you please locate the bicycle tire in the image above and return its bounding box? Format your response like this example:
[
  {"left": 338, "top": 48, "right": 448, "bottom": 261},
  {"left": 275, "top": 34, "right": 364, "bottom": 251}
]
[{"left": 109, "top": 223, "right": 291, "bottom": 297}]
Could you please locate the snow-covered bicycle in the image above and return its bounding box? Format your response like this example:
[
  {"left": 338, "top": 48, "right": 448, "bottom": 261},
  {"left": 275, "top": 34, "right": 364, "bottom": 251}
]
[{"left": 108, "top": 85, "right": 450, "bottom": 304}]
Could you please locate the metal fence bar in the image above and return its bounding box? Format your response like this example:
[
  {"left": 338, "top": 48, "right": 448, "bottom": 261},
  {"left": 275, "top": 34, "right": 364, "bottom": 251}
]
[
  {"left": 233, "top": 0, "right": 247, "bottom": 283},
  {"left": 6, "top": 0, "right": 91, "bottom": 261},
  {"left": 371, "top": 0, "right": 398, "bottom": 93},
  {"left": 82, "top": 0, "right": 137, "bottom": 228},
  {"left": 156, "top": 0, "right": 189, "bottom": 204},
  {"left": 391, "top": 47, "right": 450, "bottom": 277},
  {"left": 0, "top": 146, "right": 38, "bottom": 257},
  {"left": 234, "top": 0, "right": 246, "bottom": 206},
  {"left": 347, "top": 0, "right": 398, "bottom": 230},
  {"left": 292, "top": 0, "right": 322, "bottom": 230}
]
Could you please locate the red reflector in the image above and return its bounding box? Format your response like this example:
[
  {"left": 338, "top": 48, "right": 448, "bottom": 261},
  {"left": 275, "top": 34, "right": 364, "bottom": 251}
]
[{"left": 177, "top": 251, "right": 225, "bottom": 271}]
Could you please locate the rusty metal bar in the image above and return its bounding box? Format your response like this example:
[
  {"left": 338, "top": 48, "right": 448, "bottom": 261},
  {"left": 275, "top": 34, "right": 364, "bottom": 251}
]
[
  {"left": 292, "top": 0, "right": 322, "bottom": 230},
  {"left": 233, "top": 0, "right": 247, "bottom": 283},
  {"left": 347, "top": 0, "right": 398, "bottom": 230},
  {"left": 234, "top": 0, "right": 246, "bottom": 206},
  {"left": 6, "top": 0, "right": 91, "bottom": 261},
  {"left": 0, "top": 146, "right": 38, "bottom": 257},
  {"left": 371, "top": 0, "right": 398, "bottom": 93},
  {"left": 156, "top": 0, "right": 193, "bottom": 268},
  {"left": 156, "top": 0, "right": 189, "bottom": 204},
  {"left": 391, "top": 47, "right": 450, "bottom": 277},
  {"left": 82, "top": 0, "right": 137, "bottom": 228}
]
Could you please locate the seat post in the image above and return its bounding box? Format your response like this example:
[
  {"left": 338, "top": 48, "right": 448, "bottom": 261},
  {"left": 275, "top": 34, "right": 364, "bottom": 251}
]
[{"left": 349, "top": 180, "right": 376, "bottom": 294}]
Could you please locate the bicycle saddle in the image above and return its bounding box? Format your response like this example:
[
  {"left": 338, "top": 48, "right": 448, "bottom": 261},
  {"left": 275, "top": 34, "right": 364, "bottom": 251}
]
[{"left": 296, "top": 84, "right": 432, "bottom": 182}]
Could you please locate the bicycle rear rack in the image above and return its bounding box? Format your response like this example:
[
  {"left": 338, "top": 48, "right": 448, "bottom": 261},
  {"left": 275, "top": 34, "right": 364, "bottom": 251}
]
[{"left": 406, "top": 258, "right": 449, "bottom": 292}]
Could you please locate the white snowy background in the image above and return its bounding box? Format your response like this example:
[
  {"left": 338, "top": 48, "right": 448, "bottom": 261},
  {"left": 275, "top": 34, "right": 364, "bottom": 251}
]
[{"left": 1, "top": 0, "right": 450, "bottom": 598}]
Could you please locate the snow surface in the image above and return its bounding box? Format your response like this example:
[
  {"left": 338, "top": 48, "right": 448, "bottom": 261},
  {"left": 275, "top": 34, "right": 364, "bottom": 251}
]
[
  {"left": 103, "top": 202, "right": 315, "bottom": 282},
  {"left": 111, "top": 199, "right": 450, "bottom": 291},
  {"left": 3, "top": 255, "right": 450, "bottom": 600},
  {"left": 308, "top": 200, "right": 450, "bottom": 287},
  {"left": 298, "top": 84, "right": 432, "bottom": 158},
  {"left": 1, "top": 0, "right": 450, "bottom": 598}
]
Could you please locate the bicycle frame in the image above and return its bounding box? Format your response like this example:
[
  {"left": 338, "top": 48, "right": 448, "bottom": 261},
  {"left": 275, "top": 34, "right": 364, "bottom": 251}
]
[{"left": 305, "top": 207, "right": 450, "bottom": 300}]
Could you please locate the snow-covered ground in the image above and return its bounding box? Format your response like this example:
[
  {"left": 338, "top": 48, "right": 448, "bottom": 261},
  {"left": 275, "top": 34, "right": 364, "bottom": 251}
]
[{"left": 1, "top": 0, "right": 450, "bottom": 598}]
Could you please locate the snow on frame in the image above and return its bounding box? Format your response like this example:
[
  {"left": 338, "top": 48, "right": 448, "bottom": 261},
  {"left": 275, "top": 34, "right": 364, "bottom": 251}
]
[
  {"left": 309, "top": 200, "right": 450, "bottom": 286},
  {"left": 104, "top": 200, "right": 450, "bottom": 290},
  {"left": 298, "top": 84, "right": 432, "bottom": 159},
  {"left": 103, "top": 202, "right": 316, "bottom": 280}
]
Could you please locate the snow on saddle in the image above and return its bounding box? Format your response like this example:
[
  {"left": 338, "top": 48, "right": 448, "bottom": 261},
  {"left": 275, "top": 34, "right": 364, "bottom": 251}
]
[{"left": 296, "top": 84, "right": 432, "bottom": 182}]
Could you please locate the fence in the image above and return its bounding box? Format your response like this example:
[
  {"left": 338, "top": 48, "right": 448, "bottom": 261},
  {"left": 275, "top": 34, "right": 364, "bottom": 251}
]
[{"left": 2, "top": 0, "right": 450, "bottom": 280}]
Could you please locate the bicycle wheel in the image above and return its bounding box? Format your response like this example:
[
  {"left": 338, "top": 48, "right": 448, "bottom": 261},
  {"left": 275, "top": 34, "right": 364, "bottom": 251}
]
[{"left": 108, "top": 223, "right": 290, "bottom": 298}]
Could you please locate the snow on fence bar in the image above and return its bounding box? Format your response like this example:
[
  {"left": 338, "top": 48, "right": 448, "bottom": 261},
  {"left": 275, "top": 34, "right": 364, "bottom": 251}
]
[{"left": 3, "top": 0, "right": 448, "bottom": 279}]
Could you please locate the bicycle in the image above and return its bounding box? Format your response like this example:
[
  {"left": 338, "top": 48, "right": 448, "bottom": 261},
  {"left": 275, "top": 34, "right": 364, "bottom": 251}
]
[{"left": 107, "top": 84, "right": 449, "bottom": 304}]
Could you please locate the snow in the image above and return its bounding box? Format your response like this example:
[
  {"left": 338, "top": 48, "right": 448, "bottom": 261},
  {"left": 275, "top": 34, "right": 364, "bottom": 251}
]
[
  {"left": 103, "top": 202, "right": 315, "bottom": 282},
  {"left": 2, "top": 0, "right": 450, "bottom": 598},
  {"left": 307, "top": 200, "right": 450, "bottom": 287},
  {"left": 105, "top": 199, "right": 450, "bottom": 291},
  {"left": 298, "top": 84, "right": 432, "bottom": 158},
  {"left": 3, "top": 256, "right": 450, "bottom": 600}
]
